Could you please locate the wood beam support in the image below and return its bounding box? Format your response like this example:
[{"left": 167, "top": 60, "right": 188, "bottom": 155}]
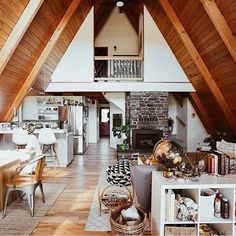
[
  {"left": 4, "top": 0, "right": 82, "bottom": 121},
  {"left": 0, "top": 0, "right": 44, "bottom": 74},
  {"left": 122, "top": 6, "right": 139, "bottom": 34},
  {"left": 173, "top": 92, "right": 183, "bottom": 107},
  {"left": 94, "top": 3, "right": 115, "bottom": 38},
  {"left": 160, "top": 0, "right": 236, "bottom": 133},
  {"left": 200, "top": 0, "right": 236, "bottom": 63}
]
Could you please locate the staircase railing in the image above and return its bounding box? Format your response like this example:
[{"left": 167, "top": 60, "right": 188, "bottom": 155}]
[{"left": 94, "top": 56, "right": 143, "bottom": 81}]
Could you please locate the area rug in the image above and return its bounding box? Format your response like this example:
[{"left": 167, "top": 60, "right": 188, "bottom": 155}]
[
  {"left": 85, "top": 170, "right": 151, "bottom": 232},
  {"left": 0, "top": 183, "right": 67, "bottom": 236},
  {"left": 84, "top": 170, "right": 112, "bottom": 231}
]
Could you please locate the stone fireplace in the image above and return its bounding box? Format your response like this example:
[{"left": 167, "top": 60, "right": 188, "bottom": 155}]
[{"left": 126, "top": 91, "right": 168, "bottom": 150}]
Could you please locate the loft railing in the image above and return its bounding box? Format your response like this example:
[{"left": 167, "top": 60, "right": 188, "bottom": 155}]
[{"left": 94, "top": 56, "right": 143, "bottom": 81}]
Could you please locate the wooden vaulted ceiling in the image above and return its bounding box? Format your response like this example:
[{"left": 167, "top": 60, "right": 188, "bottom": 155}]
[{"left": 0, "top": 0, "right": 236, "bottom": 135}]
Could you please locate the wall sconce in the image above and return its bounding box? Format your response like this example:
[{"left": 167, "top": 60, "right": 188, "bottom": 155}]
[{"left": 114, "top": 46, "right": 117, "bottom": 52}]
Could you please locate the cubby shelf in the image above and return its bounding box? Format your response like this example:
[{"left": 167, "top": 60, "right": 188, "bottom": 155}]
[{"left": 151, "top": 172, "right": 236, "bottom": 236}]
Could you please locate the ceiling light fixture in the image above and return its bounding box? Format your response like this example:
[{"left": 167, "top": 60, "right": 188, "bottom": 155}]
[{"left": 116, "top": 1, "right": 124, "bottom": 7}]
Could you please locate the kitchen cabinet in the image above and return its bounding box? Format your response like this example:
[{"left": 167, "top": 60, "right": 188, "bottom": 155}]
[
  {"left": 22, "top": 96, "right": 62, "bottom": 121},
  {"left": 54, "top": 131, "right": 73, "bottom": 167},
  {"left": 22, "top": 96, "right": 38, "bottom": 120},
  {"left": 0, "top": 129, "right": 73, "bottom": 167}
]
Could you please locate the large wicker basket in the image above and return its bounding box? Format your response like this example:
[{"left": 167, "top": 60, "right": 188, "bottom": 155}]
[{"left": 110, "top": 206, "right": 146, "bottom": 236}]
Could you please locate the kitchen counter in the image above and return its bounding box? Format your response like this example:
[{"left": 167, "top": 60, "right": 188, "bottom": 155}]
[
  {"left": 0, "top": 130, "right": 73, "bottom": 167},
  {"left": 0, "top": 129, "right": 67, "bottom": 134}
]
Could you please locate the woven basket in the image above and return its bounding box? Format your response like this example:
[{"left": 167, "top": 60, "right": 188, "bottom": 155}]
[
  {"left": 164, "top": 226, "right": 197, "bottom": 236},
  {"left": 110, "top": 206, "right": 146, "bottom": 236},
  {"left": 101, "top": 185, "right": 132, "bottom": 209}
]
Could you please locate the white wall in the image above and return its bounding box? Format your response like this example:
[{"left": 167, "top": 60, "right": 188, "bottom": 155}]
[
  {"left": 88, "top": 99, "right": 99, "bottom": 143},
  {"left": 51, "top": 8, "right": 94, "bottom": 82},
  {"left": 168, "top": 94, "right": 177, "bottom": 134},
  {"left": 172, "top": 96, "right": 208, "bottom": 152},
  {"left": 95, "top": 7, "right": 139, "bottom": 56},
  {"left": 103, "top": 92, "right": 125, "bottom": 111},
  {"left": 144, "top": 7, "right": 190, "bottom": 83},
  {"left": 187, "top": 100, "right": 208, "bottom": 152},
  {"left": 22, "top": 96, "right": 38, "bottom": 120},
  {"left": 47, "top": 6, "right": 195, "bottom": 93}
]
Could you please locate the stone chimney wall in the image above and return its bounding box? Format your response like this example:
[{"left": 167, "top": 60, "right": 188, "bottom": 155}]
[{"left": 126, "top": 91, "right": 169, "bottom": 137}]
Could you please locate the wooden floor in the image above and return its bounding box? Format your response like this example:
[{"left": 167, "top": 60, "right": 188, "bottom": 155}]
[{"left": 32, "top": 138, "right": 151, "bottom": 235}]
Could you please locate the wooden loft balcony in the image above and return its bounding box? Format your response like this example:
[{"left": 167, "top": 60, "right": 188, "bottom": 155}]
[{"left": 94, "top": 56, "right": 143, "bottom": 82}]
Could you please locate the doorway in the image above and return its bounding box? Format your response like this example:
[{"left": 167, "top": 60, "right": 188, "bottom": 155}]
[
  {"left": 95, "top": 47, "right": 108, "bottom": 78},
  {"left": 99, "top": 108, "right": 110, "bottom": 137}
]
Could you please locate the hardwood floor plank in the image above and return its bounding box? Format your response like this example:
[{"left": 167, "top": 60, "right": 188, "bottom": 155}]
[{"left": 32, "top": 138, "right": 152, "bottom": 235}]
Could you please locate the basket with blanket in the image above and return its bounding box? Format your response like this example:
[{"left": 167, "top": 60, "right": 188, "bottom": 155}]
[{"left": 110, "top": 200, "right": 146, "bottom": 235}]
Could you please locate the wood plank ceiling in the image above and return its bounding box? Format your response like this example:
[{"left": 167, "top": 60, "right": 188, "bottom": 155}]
[
  {"left": 0, "top": 0, "right": 93, "bottom": 121},
  {"left": 0, "top": 0, "right": 236, "bottom": 135},
  {"left": 144, "top": 0, "right": 236, "bottom": 134}
]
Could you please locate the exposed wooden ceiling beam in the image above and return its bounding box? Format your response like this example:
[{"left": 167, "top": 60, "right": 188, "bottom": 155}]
[
  {"left": 173, "top": 92, "right": 183, "bottom": 107},
  {"left": 4, "top": 0, "right": 83, "bottom": 121},
  {"left": 189, "top": 92, "right": 215, "bottom": 134},
  {"left": 0, "top": 0, "right": 44, "bottom": 75},
  {"left": 122, "top": 5, "right": 139, "bottom": 34},
  {"left": 94, "top": 3, "right": 115, "bottom": 38},
  {"left": 159, "top": 0, "right": 236, "bottom": 133},
  {"left": 200, "top": 0, "right": 236, "bottom": 63}
]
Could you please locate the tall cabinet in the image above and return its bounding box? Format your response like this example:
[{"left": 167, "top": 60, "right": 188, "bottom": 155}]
[{"left": 151, "top": 171, "right": 236, "bottom": 235}]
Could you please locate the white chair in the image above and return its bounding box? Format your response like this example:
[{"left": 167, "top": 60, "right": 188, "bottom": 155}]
[
  {"left": 38, "top": 128, "right": 58, "bottom": 170},
  {"left": 20, "top": 134, "right": 43, "bottom": 175},
  {"left": 12, "top": 128, "right": 29, "bottom": 149}
]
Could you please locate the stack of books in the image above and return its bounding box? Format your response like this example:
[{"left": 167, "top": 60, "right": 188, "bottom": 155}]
[{"left": 207, "top": 152, "right": 230, "bottom": 175}]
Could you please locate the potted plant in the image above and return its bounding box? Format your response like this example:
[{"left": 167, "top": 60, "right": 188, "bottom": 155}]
[
  {"left": 168, "top": 117, "right": 174, "bottom": 132},
  {"left": 113, "top": 124, "right": 130, "bottom": 151}
]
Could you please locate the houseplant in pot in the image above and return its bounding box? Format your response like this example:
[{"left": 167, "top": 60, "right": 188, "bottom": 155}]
[
  {"left": 113, "top": 125, "right": 130, "bottom": 151},
  {"left": 168, "top": 117, "right": 174, "bottom": 133}
]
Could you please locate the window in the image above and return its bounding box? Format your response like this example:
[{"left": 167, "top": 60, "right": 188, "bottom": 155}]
[{"left": 101, "top": 109, "right": 109, "bottom": 122}]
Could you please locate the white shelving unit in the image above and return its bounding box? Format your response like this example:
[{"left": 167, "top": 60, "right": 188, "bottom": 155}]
[
  {"left": 151, "top": 171, "right": 236, "bottom": 236},
  {"left": 36, "top": 97, "right": 61, "bottom": 120}
]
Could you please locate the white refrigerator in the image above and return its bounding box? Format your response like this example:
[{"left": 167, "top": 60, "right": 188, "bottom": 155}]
[{"left": 69, "top": 106, "right": 87, "bottom": 154}]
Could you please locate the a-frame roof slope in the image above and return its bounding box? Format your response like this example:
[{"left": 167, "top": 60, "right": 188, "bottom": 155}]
[{"left": 0, "top": 0, "right": 236, "bottom": 135}]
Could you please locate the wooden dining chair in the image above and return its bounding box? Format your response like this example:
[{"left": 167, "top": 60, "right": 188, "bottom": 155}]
[{"left": 2, "top": 155, "right": 46, "bottom": 218}]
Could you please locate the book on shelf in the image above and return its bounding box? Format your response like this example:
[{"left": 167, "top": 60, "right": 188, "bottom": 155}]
[
  {"left": 207, "top": 153, "right": 218, "bottom": 174},
  {"left": 210, "top": 151, "right": 230, "bottom": 175},
  {"left": 165, "top": 189, "right": 176, "bottom": 221}
]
